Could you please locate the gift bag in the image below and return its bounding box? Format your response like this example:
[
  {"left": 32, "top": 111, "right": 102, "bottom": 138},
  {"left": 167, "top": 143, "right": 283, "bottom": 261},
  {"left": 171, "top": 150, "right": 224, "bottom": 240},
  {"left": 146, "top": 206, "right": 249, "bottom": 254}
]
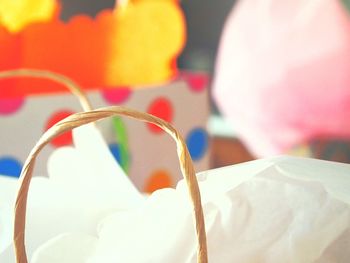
[
  {"left": 3, "top": 71, "right": 350, "bottom": 262},
  {"left": 6, "top": 112, "right": 350, "bottom": 262},
  {"left": 0, "top": 68, "right": 210, "bottom": 190},
  {"left": 7, "top": 107, "right": 350, "bottom": 263},
  {"left": 0, "top": 69, "right": 207, "bottom": 262},
  {"left": 10, "top": 105, "right": 208, "bottom": 263}
]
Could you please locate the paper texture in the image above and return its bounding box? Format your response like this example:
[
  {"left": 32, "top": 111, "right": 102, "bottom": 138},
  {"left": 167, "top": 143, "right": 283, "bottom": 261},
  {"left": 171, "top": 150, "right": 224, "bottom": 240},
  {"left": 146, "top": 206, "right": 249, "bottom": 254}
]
[
  {"left": 2, "top": 114, "right": 350, "bottom": 262},
  {"left": 29, "top": 156, "right": 350, "bottom": 263}
]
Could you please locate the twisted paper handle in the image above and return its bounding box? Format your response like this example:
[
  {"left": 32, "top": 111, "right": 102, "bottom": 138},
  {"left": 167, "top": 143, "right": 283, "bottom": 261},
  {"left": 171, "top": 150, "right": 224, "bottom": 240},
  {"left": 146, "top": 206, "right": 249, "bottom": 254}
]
[
  {"left": 0, "top": 69, "right": 92, "bottom": 111},
  {"left": 13, "top": 107, "right": 208, "bottom": 263}
]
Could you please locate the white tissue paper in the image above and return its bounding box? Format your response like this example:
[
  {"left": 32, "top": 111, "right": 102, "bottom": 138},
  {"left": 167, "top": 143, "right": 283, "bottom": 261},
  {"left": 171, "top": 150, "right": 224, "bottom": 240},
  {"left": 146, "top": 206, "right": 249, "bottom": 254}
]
[
  {"left": 30, "top": 156, "right": 350, "bottom": 263},
  {"left": 0, "top": 176, "right": 17, "bottom": 257},
  {"left": 0, "top": 124, "right": 144, "bottom": 262}
]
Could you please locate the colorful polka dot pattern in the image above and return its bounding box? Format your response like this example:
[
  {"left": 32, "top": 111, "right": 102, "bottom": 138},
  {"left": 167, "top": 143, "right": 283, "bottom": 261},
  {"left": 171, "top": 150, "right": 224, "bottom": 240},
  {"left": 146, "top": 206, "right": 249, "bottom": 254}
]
[
  {"left": 145, "top": 169, "right": 173, "bottom": 193},
  {"left": 0, "top": 72, "right": 209, "bottom": 192},
  {"left": 0, "top": 156, "right": 22, "bottom": 178},
  {"left": 186, "top": 128, "right": 209, "bottom": 161},
  {"left": 45, "top": 110, "right": 75, "bottom": 147},
  {"left": 147, "top": 97, "right": 173, "bottom": 133},
  {"left": 0, "top": 97, "right": 25, "bottom": 115}
]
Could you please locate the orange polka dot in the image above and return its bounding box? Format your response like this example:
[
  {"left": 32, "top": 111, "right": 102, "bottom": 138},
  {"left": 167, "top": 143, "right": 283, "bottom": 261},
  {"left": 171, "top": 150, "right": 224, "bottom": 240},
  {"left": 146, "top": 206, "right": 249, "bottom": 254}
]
[
  {"left": 45, "top": 110, "right": 75, "bottom": 147},
  {"left": 145, "top": 170, "right": 173, "bottom": 193},
  {"left": 147, "top": 97, "right": 173, "bottom": 133}
]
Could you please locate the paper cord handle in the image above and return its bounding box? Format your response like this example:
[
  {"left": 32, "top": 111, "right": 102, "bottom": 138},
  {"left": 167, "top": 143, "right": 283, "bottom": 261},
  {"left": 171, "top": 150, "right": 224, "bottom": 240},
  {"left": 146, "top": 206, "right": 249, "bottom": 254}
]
[
  {"left": 14, "top": 106, "right": 208, "bottom": 263},
  {"left": 0, "top": 69, "right": 93, "bottom": 111}
]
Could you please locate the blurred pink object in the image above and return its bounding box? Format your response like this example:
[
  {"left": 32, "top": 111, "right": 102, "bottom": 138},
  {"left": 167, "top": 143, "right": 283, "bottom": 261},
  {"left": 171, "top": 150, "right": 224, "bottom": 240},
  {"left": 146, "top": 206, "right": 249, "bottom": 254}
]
[{"left": 213, "top": 0, "right": 350, "bottom": 157}]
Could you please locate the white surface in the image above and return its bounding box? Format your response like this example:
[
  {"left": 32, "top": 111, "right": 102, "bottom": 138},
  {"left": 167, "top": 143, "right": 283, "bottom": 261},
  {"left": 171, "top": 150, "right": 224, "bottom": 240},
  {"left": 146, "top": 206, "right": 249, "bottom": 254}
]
[
  {"left": 0, "top": 176, "right": 17, "bottom": 255},
  {"left": 27, "top": 156, "right": 350, "bottom": 262},
  {"left": 0, "top": 124, "right": 144, "bottom": 262}
]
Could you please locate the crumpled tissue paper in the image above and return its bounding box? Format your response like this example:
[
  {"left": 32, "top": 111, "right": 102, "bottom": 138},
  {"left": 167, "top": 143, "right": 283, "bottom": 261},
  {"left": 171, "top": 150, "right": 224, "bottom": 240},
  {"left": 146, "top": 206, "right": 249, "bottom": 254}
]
[{"left": 31, "top": 157, "right": 350, "bottom": 262}]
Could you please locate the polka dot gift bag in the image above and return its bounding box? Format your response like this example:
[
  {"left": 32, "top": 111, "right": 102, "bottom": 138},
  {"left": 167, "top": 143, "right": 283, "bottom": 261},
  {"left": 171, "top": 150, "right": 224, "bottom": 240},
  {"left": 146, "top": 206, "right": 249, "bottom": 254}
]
[
  {"left": 0, "top": 0, "right": 210, "bottom": 191},
  {"left": 0, "top": 69, "right": 207, "bottom": 262},
  {"left": 3, "top": 71, "right": 350, "bottom": 263},
  {"left": 0, "top": 69, "right": 210, "bottom": 191}
]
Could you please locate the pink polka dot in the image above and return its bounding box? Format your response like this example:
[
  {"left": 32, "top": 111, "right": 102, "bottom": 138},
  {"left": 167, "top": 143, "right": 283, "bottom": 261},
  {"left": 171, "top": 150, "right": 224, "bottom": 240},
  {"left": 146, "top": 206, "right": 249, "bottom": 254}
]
[
  {"left": 0, "top": 97, "right": 25, "bottom": 115},
  {"left": 102, "top": 87, "right": 132, "bottom": 104},
  {"left": 185, "top": 73, "right": 209, "bottom": 92}
]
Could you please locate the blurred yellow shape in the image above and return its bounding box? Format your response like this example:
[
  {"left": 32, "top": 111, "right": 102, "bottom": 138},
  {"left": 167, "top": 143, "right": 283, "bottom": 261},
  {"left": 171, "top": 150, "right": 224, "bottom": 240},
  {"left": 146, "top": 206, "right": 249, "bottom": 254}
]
[
  {"left": 0, "top": 0, "right": 56, "bottom": 33},
  {"left": 106, "top": 0, "right": 185, "bottom": 86}
]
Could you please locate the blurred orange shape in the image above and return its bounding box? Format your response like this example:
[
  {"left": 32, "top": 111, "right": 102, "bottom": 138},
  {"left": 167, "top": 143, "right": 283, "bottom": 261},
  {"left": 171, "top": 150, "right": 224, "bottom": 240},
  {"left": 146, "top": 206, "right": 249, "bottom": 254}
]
[{"left": 0, "top": 0, "right": 185, "bottom": 97}]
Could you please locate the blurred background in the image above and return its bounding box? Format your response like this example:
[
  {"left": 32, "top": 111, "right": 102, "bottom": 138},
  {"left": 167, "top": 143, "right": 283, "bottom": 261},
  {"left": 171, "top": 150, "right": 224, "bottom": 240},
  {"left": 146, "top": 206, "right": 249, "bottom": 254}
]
[
  {"left": 1, "top": 0, "right": 350, "bottom": 191},
  {"left": 58, "top": 0, "right": 237, "bottom": 72},
  {"left": 57, "top": 0, "right": 253, "bottom": 168}
]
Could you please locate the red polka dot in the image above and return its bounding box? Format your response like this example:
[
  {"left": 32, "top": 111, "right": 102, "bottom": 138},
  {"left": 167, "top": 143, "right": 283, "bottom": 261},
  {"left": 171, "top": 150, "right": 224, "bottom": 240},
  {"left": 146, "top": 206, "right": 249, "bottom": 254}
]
[
  {"left": 186, "top": 73, "right": 208, "bottom": 92},
  {"left": 147, "top": 97, "right": 173, "bottom": 133},
  {"left": 0, "top": 97, "right": 25, "bottom": 115},
  {"left": 45, "top": 110, "right": 75, "bottom": 147},
  {"left": 102, "top": 87, "right": 132, "bottom": 104},
  {"left": 144, "top": 170, "right": 173, "bottom": 193}
]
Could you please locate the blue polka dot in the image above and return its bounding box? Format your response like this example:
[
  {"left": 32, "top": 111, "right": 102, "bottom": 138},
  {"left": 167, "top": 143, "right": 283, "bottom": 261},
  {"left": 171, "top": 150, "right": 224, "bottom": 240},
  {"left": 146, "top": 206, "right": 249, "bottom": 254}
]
[
  {"left": 186, "top": 128, "right": 209, "bottom": 161},
  {"left": 0, "top": 156, "right": 22, "bottom": 178},
  {"left": 109, "top": 143, "right": 130, "bottom": 174},
  {"left": 109, "top": 143, "right": 122, "bottom": 164}
]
